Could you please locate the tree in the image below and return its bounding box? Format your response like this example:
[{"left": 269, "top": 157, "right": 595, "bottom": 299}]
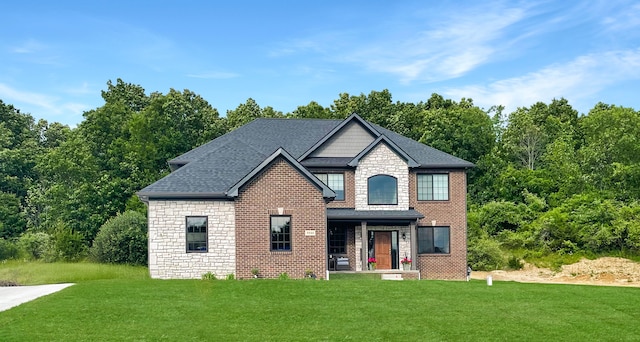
[
  {"left": 226, "top": 98, "right": 283, "bottom": 130},
  {"left": 0, "top": 191, "right": 26, "bottom": 238}
]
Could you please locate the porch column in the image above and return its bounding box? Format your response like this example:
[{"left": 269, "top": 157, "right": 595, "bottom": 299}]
[
  {"left": 360, "top": 221, "right": 367, "bottom": 271},
  {"left": 410, "top": 221, "right": 418, "bottom": 270}
]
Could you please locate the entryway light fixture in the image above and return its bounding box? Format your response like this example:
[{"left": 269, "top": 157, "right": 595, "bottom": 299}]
[{"left": 402, "top": 232, "right": 406, "bottom": 240}]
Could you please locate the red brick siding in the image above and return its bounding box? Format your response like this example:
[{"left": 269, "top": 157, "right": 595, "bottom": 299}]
[
  {"left": 235, "top": 158, "right": 327, "bottom": 279},
  {"left": 409, "top": 170, "right": 468, "bottom": 279}
]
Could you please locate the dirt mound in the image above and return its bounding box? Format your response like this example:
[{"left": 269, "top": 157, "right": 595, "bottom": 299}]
[{"left": 471, "top": 257, "right": 640, "bottom": 287}]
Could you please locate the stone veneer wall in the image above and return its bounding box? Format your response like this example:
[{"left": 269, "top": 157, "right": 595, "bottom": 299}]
[
  {"left": 147, "top": 200, "right": 236, "bottom": 279},
  {"left": 409, "top": 170, "right": 468, "bottom": 279},
  {"left": 354, "top": 143, "right": 409, "bottom": 210},
  {"left": 235, "top": 158, "right": 328, "bottom": 279}
]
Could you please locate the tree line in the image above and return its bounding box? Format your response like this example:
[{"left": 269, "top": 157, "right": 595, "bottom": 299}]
[{"left": 1, "top": 78, "right": 639, "bottom": 268}]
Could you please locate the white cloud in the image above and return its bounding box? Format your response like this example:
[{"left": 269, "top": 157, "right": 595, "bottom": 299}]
[
  {"left": 0, "top": 83, "right": 90, "bottom": 120},
  {"left": 443, "top": 49, "right": 640, "bottom": 113},
  {"left": 10, "top": 39, "right": 46, "bottom": 54}
]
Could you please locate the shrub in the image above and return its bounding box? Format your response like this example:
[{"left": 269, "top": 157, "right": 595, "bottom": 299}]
[
  {"left": 0, "top": 238, "right": 19, "bottom": 260},
  {"left": 278, "top": 272, "right": 289, "bottom": 280},
  {"left": 507, "top": 255, "right": 524, "bottom": 270},
  {"left": 52, "top": 223, "right": 87, "bottom": 262},
  {"left": 202, "top": 272, "right": 217, "bottom": 280},
  {"left": 18, "top": 232, "right": 54, "bottom": 260},
  {"left": 90, "top": 211, "right": 147, "bottom": 265},
  {"left": 467, "top": 237, "right": 505, "bottom": 271}
]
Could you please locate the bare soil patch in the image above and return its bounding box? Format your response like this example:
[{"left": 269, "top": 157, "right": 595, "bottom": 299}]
[{"left": 471, "top": 257, "right": 640, "bottom": 287}]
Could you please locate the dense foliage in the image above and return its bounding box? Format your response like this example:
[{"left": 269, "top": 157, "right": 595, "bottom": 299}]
[
  {"left": 90, "top": 211, "right": 147, "bottom": 265},
  {"left": 1, "top": 79, "right": 639, "bottom": 269}
]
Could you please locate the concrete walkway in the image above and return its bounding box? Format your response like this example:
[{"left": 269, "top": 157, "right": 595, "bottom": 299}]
[{"left": 0, "top": 283, "right": 74, "bottom": 312}]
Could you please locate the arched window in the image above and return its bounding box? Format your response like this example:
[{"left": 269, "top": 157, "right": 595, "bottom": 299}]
[{"left": 368, "top": 175, "right": 397, "bottom": 205}]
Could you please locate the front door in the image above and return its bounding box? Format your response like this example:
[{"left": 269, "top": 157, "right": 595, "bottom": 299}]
[{"left": 374, "top": 231, "right": 392, "bottom": 269}]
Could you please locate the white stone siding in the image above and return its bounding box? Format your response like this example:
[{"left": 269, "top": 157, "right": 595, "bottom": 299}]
[
  {"left": 355, "top": 143, "right": 409, "bottom": 210},
  {"left": 148, "top": 200, "right": 236, "bottom": 279}
]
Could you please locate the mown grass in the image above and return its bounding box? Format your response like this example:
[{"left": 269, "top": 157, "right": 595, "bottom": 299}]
[{"left": 1, "top": 262, "right": 639, "bottom": 341}]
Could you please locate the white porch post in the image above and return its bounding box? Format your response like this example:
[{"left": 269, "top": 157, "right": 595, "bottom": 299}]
[
  {"left": 411, "top": 221, "right": 418, "bottom": 270},
  {"left": 360, "top": 221, "right": 367, "bottom": 271}
]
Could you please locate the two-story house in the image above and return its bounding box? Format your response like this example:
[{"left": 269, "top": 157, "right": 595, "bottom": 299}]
[{"left": 137, "top": 114, "right": 473, "bottom": 280}]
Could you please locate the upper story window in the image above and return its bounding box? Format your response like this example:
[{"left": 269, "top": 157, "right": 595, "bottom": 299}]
[
  {"left": 315, "top": 173, "right": 345, "bottom": 201},
  {"left": 186, "top": 216, "right": 207, "bottom": 252},
  {"left": 368, "top": 175, "right": 397, "bottom": 205},
  {"left": 417, "top": 174, "right": 449, "bottom": 201},
  {"left": 270, "top": 216, "right": 291, "bottom": 251}
]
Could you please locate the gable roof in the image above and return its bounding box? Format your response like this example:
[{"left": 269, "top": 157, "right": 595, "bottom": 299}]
[
  {"left": 347, "top": 135, "right": 420, "bottom": 168},
  {"left": 137, "top": 114, "right": 473, "bottom": 200},
  {"left": 226, "top": 148, "right": 335, "bottom": 199}
]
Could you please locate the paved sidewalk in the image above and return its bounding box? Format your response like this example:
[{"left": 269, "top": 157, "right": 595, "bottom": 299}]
[{"left": 0, "top": 283, "right": 74, "bottom": 312}]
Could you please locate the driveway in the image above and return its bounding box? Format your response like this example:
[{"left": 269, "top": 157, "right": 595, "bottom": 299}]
[{"left": 0, "top": 283, "right": 74, "bottom": 312}]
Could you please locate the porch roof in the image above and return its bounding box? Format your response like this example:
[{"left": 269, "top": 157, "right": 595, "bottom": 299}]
[{"left": 326, "top": 208, "right": 424, "bottom": 221}]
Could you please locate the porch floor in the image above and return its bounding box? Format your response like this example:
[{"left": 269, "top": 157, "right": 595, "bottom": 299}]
[{"left": 328, "top": 269, "right": 420, "bottom": 280}]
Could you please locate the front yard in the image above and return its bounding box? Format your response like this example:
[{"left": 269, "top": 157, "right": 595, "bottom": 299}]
[{"left": 0, "top": 262, "right": 639, "bottom": 341}]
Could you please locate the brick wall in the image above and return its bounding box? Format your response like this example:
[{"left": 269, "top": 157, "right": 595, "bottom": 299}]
[
  {"left": 235, "top": 158, "right": 328, "bottom": 279},
  {"left": 409, "top": 170, "right": 468, "bottom": 279},
  {"left": 147, "top": 200, "right": 235, "bottom": 279}
]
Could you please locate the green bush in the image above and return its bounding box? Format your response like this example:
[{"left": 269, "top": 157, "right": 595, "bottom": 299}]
[
  {"left": 0, "top": 238, "right": 19, "bottom": 260},
  {"left": 90, "top": 211, "right": 147, "bottom": 265},
  {"left": 53, "top": 224, "right": 87, "bottom": 262},
  {"left": 467, "top": 237, "right": 505, "bottom": 271},
  {"left": 18, "top": 232, "right": 54, "bottom": 260}
]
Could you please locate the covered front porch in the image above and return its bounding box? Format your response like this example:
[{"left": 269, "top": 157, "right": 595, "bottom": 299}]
[{"left": 326, "top": 208, "right": 424, "bottom": 274}]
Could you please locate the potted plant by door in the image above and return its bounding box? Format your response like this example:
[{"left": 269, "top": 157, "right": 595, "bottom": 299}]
[
  {"left": 368, "top": 257, "right": 377, "bottom": 270},
  {"left": 401, "top": 257, "right": 412, "bottom": 270}
]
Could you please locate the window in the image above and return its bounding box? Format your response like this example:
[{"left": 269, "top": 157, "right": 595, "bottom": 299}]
[
  {"left": 417, "top": 174, "right": 449, "bottom": 201},
  {"left": 368, "top": 175, "right": 397, "bottom": 205},
  {"left": 417, "top": 226, "right": 450, "bottom": 254},
  {"left": 328, "top": 226, "right": 346, "bottom": 254},
  {"left": 270, "top": 216, "right": 291, "bottom": 251},
  {"left": 186, "top": 217, "right": 207, "bottom": 252},
  {"left": 315, "top": 173, "right": 345, "bottom": 200}
]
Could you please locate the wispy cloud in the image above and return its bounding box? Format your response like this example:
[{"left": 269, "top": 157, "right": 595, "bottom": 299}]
[
  {"left": 10, "top": 39, "right": 46, "bottom": 54},
  {"left": 443, "top": 48, "right": 640, "bottom": 113},
  {"left": 186, "top": 72, "right": 240, "bottom": 79},
  {"left": 0, "top": 83, "right": 89, "bottom": 118}
]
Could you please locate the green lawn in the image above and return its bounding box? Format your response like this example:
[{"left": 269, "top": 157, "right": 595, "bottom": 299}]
[{"left": 1, "top": 263, "right": 639, "bottom": 341}]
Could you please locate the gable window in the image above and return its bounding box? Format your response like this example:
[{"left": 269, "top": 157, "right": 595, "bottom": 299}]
[
  {"left": 368, "top": 175, "right": 397, "bottom": 205},
  {"left": 417, "top": 174, "right": 449, "bottom": 201},
  {"left": 328, "top": 226, "right": 346, "bottom": 254},
  {"left": 270, "top": 216, "right": 291, "bottom": 251},
  {"left": 417, "top": 226, "right": 450, "bottom": 254},
  {"left": 315, "top": 173, "right": 345, "bottom": 200},
  {"left": 186, "top": 216, "right": 207, "bottom": 252}
]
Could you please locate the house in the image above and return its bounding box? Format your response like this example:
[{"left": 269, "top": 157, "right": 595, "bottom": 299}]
[{"left": 137, "top": 114, "right": 474, "bottom": 280}]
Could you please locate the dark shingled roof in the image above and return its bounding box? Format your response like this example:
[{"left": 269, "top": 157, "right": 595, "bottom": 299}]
[{"left": 138, "top": 115, "right": 473, "bottom": 199}]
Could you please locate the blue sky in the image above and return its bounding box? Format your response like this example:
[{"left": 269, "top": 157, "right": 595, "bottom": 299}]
[{"left": 1, "top": 1, "right": 639, "bottom": 126}]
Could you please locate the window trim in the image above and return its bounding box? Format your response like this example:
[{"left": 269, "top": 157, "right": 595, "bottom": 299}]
[
  {"left": 270, "top": 215, "right": 292, "bottom": 252},
  {"left": 367, "top": 174, "right": 398, "bottom": 205},
  {"left": 417, "top": 173, "right": 450, "bottom": 201},
  {"left": 417, "top": 226, "right": 450, "bottom": 254},
  {"left": 186, "top": 216, "right": 208, "bottom": 253},
  {"left": 314, "top": 172, "right": 345, "bottom": 201}
]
